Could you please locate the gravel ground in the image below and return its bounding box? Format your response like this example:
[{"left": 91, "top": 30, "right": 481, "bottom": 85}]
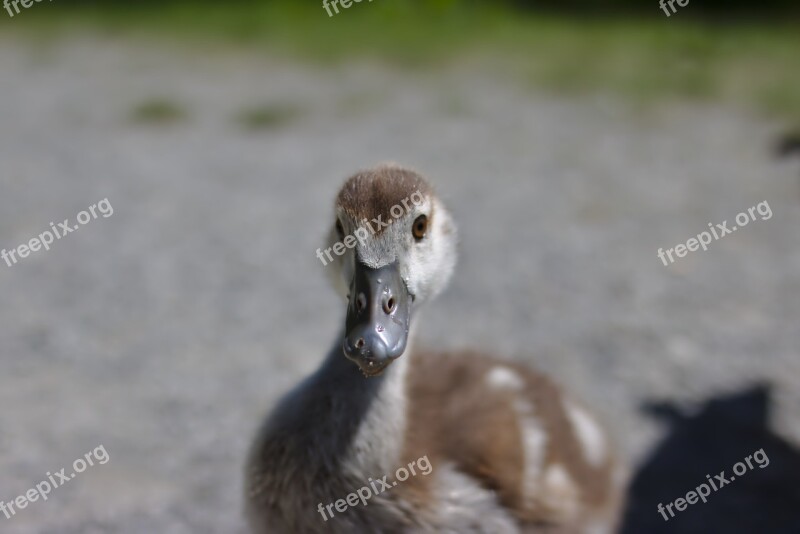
[{"left": 0, "top": 35, "right": 798, "bottom": 533}]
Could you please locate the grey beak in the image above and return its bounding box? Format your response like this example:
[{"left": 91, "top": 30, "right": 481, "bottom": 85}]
[{"left": 342, "top": 261, "right": 412, "bottom": 376}]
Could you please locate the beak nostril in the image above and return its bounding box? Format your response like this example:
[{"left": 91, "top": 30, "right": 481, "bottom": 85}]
[{"left": 343, "top": 261, "right": 410, "bottom": 366}]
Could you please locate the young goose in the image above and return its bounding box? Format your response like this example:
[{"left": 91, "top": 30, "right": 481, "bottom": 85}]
[{"left": 245, "top": 164, "right": 624, "bottom": 533}]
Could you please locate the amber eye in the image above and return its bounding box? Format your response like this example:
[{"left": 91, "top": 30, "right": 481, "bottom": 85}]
[
  {"left": 335, "top": 219, "right": 344, "bottom": 238},
  {"left": 412, "top": 215, "right": 428, "bottom": 241}
]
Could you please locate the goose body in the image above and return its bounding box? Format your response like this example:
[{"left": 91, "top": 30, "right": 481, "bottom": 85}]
[{"left": 245, "top": 164, "right": 624, "bottom": 533}]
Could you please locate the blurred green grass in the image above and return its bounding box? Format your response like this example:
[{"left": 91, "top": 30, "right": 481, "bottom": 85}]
[
  {"left": 129, "top": 98, "right": 188, "bottom": 125},
  {"left": 4, "top": 1, "right": 800, "bottom": 120}
]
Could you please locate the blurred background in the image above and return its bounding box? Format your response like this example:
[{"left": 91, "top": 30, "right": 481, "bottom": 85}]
[{"left": 0, "top": 1, "right": 798, "bottom": 533}]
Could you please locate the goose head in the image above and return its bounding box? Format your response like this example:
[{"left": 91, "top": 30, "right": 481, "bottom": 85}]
[{"left": 321, "top": 164, "right": 457, "bottom": 377}]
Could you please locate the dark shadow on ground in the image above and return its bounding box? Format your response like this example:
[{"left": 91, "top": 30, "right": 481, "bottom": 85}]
[{"left": 620, "top": 385, "right": 800, "bottom": 534}]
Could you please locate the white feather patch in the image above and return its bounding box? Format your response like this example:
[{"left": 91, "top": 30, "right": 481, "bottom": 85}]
[{"left": 565, "top": 400, "right": 607, "bottom": 468}]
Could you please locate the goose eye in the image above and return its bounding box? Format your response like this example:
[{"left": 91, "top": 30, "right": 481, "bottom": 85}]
[
  {"left": 335, "top": 219, "right": 344, "bottom": 238},
  {"left": 412, "top": 215, "right": 428, "bottom": 241}
]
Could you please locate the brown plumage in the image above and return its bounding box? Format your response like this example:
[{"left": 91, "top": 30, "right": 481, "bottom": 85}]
[
  {"left": 399, "top": 350, "right": 621, "bottom": 531},
  {"left": 336, "top": 163, "right": 433, "bottom": 229}
]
